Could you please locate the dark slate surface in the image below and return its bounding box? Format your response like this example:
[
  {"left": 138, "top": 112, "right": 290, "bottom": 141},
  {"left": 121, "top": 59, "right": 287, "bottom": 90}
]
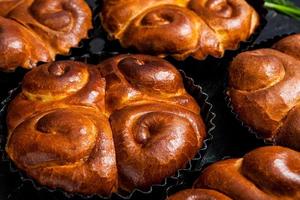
[{"left": 1, "top": 2, "right": 300, "bottom": 200}]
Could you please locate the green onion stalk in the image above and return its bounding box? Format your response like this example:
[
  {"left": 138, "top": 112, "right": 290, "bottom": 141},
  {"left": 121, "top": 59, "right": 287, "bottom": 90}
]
[{"left": 264, "top": 0, "right": 300, "bottom": 20}]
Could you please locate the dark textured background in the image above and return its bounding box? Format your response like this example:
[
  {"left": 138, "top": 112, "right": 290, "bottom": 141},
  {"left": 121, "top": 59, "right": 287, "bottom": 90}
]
[{"left": 1, "top": 1, "right": 300, "bottom": 200}]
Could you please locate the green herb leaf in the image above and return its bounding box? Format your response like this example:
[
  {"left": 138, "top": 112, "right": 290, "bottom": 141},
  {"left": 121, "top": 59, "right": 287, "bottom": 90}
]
[
  {"left": 265, "top": 0, "right": 295, "bottom": 6},
  {"left": 264, "top": 0, "right": 300, "bottom": 20}
]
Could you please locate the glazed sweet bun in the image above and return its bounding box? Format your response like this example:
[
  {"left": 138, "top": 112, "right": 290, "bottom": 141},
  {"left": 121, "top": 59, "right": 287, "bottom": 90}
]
[
  {"left": 195, "top": 146, "right": 300, "bottom": 200},
  {"left": 0, "top": 0, "right": 92, "bottom": 71},
  {"left": 6, "top": 55, "right": 206, "bottom": 195},
  {"left": 101, "top": 0, "right": 260, "bottom": 60},
  {"left": 168, "top": 146, "right": 300, "bottom": 200},
  {"left": 228, "top": 34, "right": 300, "bottom": 151}
]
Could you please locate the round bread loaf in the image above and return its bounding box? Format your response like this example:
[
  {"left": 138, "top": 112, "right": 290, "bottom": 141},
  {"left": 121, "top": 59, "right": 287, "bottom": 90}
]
[
  {"left": 6, "top": 54, "right": 206, "bottom": 195},
  {"left": 168, "top": 146, "right": 300, "bottom": 200},
  {"left": 101, "top": 0, "right": 260, "bottom": 60},
  {"left": 228, "top": 34, "right": 300, "bottom": 151}
]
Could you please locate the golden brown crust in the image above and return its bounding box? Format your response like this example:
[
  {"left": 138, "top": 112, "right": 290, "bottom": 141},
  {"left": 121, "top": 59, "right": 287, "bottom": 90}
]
[
  {"left": 101, "top": 0, "right": 189, "bottom": 38},
  {"left": 167, "top": 189, "right": 232, "bottom": 200},
  {"left": 272, "top": 34, "right": 300, "bottom": 60},
  {"left": 110, "top": 103, "right": 205, "bottom": 190},
  {"left": 121, "top": 5, "right": 202, "bottom": 59},
  {"left": 101, "top": 0, "right": 260, "bottom": 60},
  {"left": 7, "top": 61, "right": 106, "bottom": 134},
  {"left": 0, "top": 17, "right": 52, "bottom": 71},
  {"left": 194, "top": 146, "right": 300, "bottom": 200},
  {"left": 97, "top": 54, "right": 201, "bottom": 114},
  {"left": 275, "top": 107, "right": 300, "bottom": 151},
  {"left": 6, "top": 61, "right": 113, "bottom": 195},
  {"left": 189, "top": 0, "right": 259, "bottom": 51},
  {"left": 228, "top": 34, "right": 300, "bottom": 150},
  {"left": 0, "top": 0, "right": 23, "bottom": 17},
  {"left": 0, "top": 0, "right": 92, "bottom": 71},
  {"left": 7, "top": 107, "right": 117, "bottom": 195},
  {"left": 6, "top": 55, "right": 206, "bottom": 195}
]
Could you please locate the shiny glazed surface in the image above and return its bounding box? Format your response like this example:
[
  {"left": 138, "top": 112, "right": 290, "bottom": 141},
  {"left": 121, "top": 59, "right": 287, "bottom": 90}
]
[
  {"left": 101, "top": 0, "right": 260, "bottom": 60},
  {"left": 6, "top": 54, "right": 206, "bottom": 195},
  {"left": 228, "top": 34, "right": 300, "bottom": 151},
  {"left": 0, "top": 0, "right": 92, "bottom": 71},
  {"left": 168, "top": 146, "right": 300, "bottom": 200}
]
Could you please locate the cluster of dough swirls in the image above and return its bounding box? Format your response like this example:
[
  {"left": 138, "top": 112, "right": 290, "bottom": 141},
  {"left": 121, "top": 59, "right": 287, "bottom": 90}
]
[
  {"left": 228, "top": 34, "right": 300, "bottom": 151},
  {"left": 0, "top": 0, "right": 92, "bottom": 71},
  {"left": 6, "top": 55, "right": 206, "bottom": 195},
  {"left": 168, "top": 146, "right": 300, "bottom": 200},
  {"left": 101, "top": 0, "right": 260, "bottom": 60}
]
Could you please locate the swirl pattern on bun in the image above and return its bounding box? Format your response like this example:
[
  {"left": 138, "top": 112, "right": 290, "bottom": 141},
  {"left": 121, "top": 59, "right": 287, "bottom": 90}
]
[
  {"left": 228, "top": 34, "right": 300, "bottom": 151},
  {"left": 168, "top": 146, "right": 300, "bottom": 200},
  {"left": 101, "top": 0, "right": 260, "bottom": 60},
  {"left": 6, "top": 54, "right": 206, "bottom": 195},
  {"left": 0, "top": 0, "right": 92, "bottom": 71}
]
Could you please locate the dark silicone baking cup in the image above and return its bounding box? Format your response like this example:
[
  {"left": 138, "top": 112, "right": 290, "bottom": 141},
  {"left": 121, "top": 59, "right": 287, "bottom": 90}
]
[
  {"left": 224, "top": 33, "right": 296, "bottom": 146},
  {"left": 89, "top": 0, "right": 267, "bottom": 63},
  {"left": 0, "top": 53, "right": 216, "bottom": 200}
]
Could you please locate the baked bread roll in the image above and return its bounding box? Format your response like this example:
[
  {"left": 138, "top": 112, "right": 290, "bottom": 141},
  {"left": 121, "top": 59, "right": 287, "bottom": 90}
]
[
  {"left": 97, "top": 54, "right": 200, "bottom": 113},
  {"left": 0, "top": 0, "right": 92, "bottom": 71},
  {"left": 228, "top": 34, "right": 300, "bottom": 151},
  {"left": 101, "top": 0, "right": 260, "bottom": 60},
  {"left": 168, "top": 146, "right": 300, "bottom": 200},
  {"left": 6, "top": 55, "right": 206, "bottom": 195}
]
